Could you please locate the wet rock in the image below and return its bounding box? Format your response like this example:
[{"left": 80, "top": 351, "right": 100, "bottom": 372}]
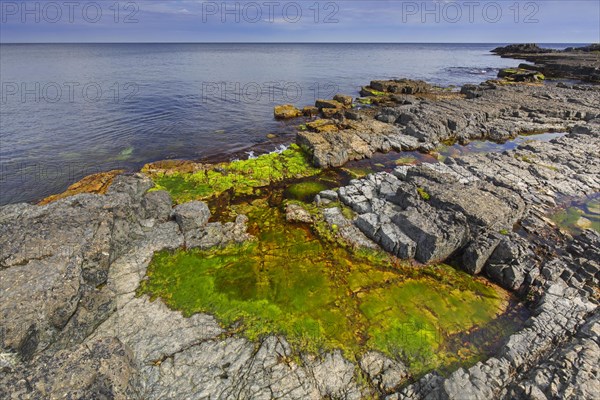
[
  {"left": 303, "top": 106, "right": 320, "bottom": 117},
  {"left": 305, "top": 119, "right": 339, "bottom": 133},
  {"left": 315, "top": 99, "right": 344, "bottom": 109},
  {"left": 498, "top": 68, "right": 545, "bottom": 82},
  {"left": 321, "top": 107, "right": 345, "bottom": 119},
  {"left": 274, "top": 104, "right": 302, "bottom": 119},
  {"left": 334, "top": 94, "right": 354, "bottom": 106}
]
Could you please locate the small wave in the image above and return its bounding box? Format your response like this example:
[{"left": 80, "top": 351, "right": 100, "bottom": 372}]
[
  {"left": 445, "top": 67, "right": 497, "bottom": 75},
  {"left": 272, "top": 144, "right": 288, "bottom": 154}
]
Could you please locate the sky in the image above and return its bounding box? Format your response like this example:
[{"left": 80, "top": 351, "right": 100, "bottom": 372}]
[{"left": 0, "top": 0, "right": 599, "bottom": 43}]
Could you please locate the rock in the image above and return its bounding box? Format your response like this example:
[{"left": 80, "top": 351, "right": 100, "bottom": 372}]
[
  {"left": 38, "top": 170, "right": 124, "bottom": 205},
  {"left": 274, "top": 104, "right": 302, "bottom": 119},
  {"left": 1, "top": 338, "right": 138, "bottom": 399},
  {"left": 360, "top": 351, "right": 408, "bottom": 393},
  {"left": 302, "top": 106, "right": 319, "bottom": 117},
  {"left": 319, "top": 190, "right": 339, "bottom": 201},
  {"left": 462, "top": 232, "right": 502, "bottom": 275},
  {"left": 333, "top": 94, "right": 353, "bottom": 106},
  {"left": 492, "top": 43, "right": 600, "bottom": 83},
  {"left": 315, "top": 99, "right": 344, "bottom": 109},
  {"left": 360, "top": 87, "right": 384, "bottom": 97},
  {"left": 285, "top": 203, "right": 313, "bottom": 223},
  {"left": 392, "top": 207, "right": 468, "bottom": 263},
  {"left": 321, "top": 207, "right": 378, "bottom": 249},
  {"left": 185, "top": 214, "right": 253, "bottom": 250},
  {"left": 306, "top": 350, "right": 362, "bottom": 400},
  {"left": 142, "top": 190, "right": 173, "bottom": 222},
  {"left": 370, "top": 79, "right": 432, "bottom": 94},
  {"left": 498, "top": 68, "right": 545, "bottom": 82},
  {"left": 3, "top": 67, "right": 600, "bottom": 400},
  {"left": 321, "top": 107, "right": 344, "bottom": 119},
  {"left": 345, "top": 110, "right": 363, "bottom": 121},
  {"left": 484, "top": 235, "right": 535, "bottom": 292},
  {"left": 298, "top": 80, "right": 600, "bottom": 168},
  {"left": 173, "top": 201, "right": 211, "bottom": 232},
  {"left": 492, "top": 43, "right": 548, "bottom": 55},
  {"left": 305, "top": 119, "right": 339, "bottom": 133}
]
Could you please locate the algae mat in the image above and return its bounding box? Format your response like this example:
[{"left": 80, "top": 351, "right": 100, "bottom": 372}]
[
  {"left": 139, "top": 201, "right": 518, "bottom": 375},
  {"left": 145, "top": 144, "right": 321, "bottom": 204}
]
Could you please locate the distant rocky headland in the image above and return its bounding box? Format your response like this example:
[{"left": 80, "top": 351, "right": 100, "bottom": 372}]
[{"left": 1, "top": 44, "right": 599, "bottom": 399}]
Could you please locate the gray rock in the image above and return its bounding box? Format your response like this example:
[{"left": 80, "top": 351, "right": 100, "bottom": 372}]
[
  {"left": 360, "top": 351, "right": 408, "bottom": 393},
  {"left": 173, "top": 201, "right": 210, "bottom": 232},
  {"left": 392, "top": 207, "right": 469, "bottom": 263},
  {"left": 0, "top": 338, "right": 138, "bottom": 399},
  {"left": 319, "top": 189, "right": 339, "bottom": 201},
  {"left": 462, "top": 232, "right": 503, "bottom": 275},
  {"left": 142, "top": 190, "right": 173, "bottom": 222}
]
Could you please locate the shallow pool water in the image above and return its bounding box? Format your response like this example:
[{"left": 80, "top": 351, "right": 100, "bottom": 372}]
[
  {"left": 551, "top": 194, "right": 600, "bottom": 235},
  {"left": 139, "top": 198, "right": 524, "bottom": 375},
  {"left": 340, "top": 132, "right": 569, "bottom": 175}
]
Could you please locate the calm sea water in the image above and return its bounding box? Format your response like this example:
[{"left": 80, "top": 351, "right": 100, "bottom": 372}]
[{"left": 0, "top": 43, "right": 583, "bottom": 205}]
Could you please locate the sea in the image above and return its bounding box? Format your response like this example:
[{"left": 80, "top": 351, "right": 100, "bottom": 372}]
[{"left": 0, "top": 43, "right": 586, "bottom": 205}]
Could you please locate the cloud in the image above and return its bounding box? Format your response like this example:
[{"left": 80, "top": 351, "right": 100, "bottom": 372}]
[{"left": 0, "top": 0, "right": 598, "bottom": 43}]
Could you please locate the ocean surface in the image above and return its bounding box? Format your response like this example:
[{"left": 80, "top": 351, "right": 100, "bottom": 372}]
[{"left": 0, "top": 43, "right": 585, "bottom": 205}]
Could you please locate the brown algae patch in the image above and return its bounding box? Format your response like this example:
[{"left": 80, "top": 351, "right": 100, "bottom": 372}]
[
  {"left": 139, "top": 199, "right": 519, "bottom": 375},
  {"left": 38, "top": 169, "right": 124, "bottom": 205}
]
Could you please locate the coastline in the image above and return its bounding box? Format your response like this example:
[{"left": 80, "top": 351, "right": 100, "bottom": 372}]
[{"left": 1, "top": 44, "right": 599, "bottom": 399}]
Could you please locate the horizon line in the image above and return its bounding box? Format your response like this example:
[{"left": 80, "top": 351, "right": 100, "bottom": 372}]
[{"left": 0, "top": 41, "right": 593, "bottom": 45}]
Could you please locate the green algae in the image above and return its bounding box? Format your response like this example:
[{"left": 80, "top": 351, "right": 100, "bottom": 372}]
[
  {"left": 147, "top": 144, "right": 320, "bottom": 204},
  {"left": 342, "top": 167, "right": 374, "bottom": 180},
  {"left": 395, "top": 156, "right": 419, "bottom": 166},
  {"left": 417, "top": 187, "right": 431, "bottom": 201},
  {"left": 139, "top": 199, "right": 514, "bottom": 375},
  {"left": 284, "top": 181, "right": 329, "bottom": 203}
]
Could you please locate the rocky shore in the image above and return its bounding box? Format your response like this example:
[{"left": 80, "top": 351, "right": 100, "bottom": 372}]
[
  {"left": 1, "top": 45, "right": 599, "bottom": 399},
  {"left": 491, "top": 43, "right": 600, "bottom": 83}
]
